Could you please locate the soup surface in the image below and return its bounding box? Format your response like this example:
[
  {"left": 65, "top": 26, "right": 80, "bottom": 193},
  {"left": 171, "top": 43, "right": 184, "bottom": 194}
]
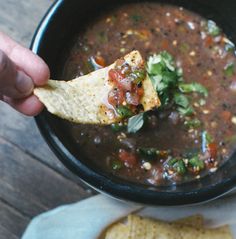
[{"left": 61, "top": 3, "right": 236, "bottom": 186}]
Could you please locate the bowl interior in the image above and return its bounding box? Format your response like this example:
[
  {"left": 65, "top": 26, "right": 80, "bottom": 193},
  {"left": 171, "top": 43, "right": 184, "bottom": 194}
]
[{"left": 32, "top": 0, "right": 236, "bottom": 205}]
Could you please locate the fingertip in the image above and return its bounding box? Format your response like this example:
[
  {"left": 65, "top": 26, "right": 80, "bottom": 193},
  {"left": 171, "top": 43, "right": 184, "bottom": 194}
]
[
  {"left": 4, "top": 95, "right": 44, "bottom": 116},
  {"left": 33, "top": 56, "right": 50, "bottom": 86},
  {"left": 0, "top": 32, "right": 50, "bottom": 86},
  {"left": 10, "top": 45, "right": 50, "bottom": 86}
]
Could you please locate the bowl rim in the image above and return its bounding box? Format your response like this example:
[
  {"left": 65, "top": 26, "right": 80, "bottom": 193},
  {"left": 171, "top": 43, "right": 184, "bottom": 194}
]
[{"left": 32, "top": 0, "right": 236, "bottom": 206}]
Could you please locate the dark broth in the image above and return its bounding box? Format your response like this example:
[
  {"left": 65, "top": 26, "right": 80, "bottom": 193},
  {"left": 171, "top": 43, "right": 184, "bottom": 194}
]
[{"left": 61, "top": 3, "right": 236, "bottom": 186}]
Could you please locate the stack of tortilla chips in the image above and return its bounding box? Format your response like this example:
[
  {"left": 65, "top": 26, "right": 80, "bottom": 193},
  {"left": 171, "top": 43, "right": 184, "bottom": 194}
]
[{"left": 103, "top": 214, "right": 232, "bottom": 239}]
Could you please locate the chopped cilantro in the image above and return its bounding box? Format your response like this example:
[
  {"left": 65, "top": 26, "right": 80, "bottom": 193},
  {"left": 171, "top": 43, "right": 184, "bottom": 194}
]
[
  {"left": 168, "top": 158, "right": 178, "bottom": 166},
  {"left": 225, "top": 42, "right": 235, "bottom": 52},
  {"left": 130, "top": 69, "right": 146, "bottom": 84},
  {"left": 207, "top": 20, "right": 221, "bottom": 37},
  {"left": 189, "top": 156, "right": 205, "bottom": 170},
  {"left": 111, "top": 160, "right": 123, "bottom": 170},
  {"left": 127, "top": 113, "right": 145, "bottom": 133},
  {"left": 117, "top": 106, "right": 133, "bottom": 118},
  {"left": 224, "top": 63, "right": 234, "bottom": 77},
  {"left": 147, "top": 51, "right": 208, "bottom": 118},
  {"left": 131, "top": 15, "right": 142, "bottom": 23},
  {"left": 111, "top": 122, "right": 126, "bottom": 132},
  {"left": 174, "top": 93, "right": 189, "bottom": 108},
  {"left": 169, "top": 159, "right": 186, "bottom": 175},
  {"left": 174, "top": 160, "right": 187, "bottom": 175},
  {"left": 174, "top": 93, "right": 194, "bottom": 116},
  {"left": 177, "top": 106, "right": 195, "bottom": 116},
  {"left": 178, "top": 83, "right": 208, "bottom": 97},
  {"left": 147, "top": 51, "right": 181, "bottom": 106},
  {"left": 205, "top": 132, "right": 214, "bottom": 144},
  {"left": 184, "top": 119, "right": 201, "bottom": 128},
  {"left": 138, "top": 148, "right": 158, "bottom": 159}
]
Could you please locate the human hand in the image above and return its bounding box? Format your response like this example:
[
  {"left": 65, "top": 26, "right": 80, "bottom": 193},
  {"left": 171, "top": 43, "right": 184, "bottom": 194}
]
[{"left": 0, "top": 32, "right": 50, "bottom": 116}]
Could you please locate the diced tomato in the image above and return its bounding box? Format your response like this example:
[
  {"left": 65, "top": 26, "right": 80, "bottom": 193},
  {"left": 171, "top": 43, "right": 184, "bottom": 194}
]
[
  {"left": 117, "top": 78, "right": 132, "bottom": 91},
  {"left": 208, "top": 143, "right": 218, "bottom": 159},
  {"left": 119, "top": 149, "right": 137, "bottom": 168},
  {"left": 205, "top": 36, "right": 213, "bottom": 47},
  {"left": 108, "top": 88, "right": 125, "bottom": 107},
  {"left": 125, "top": 92, "right": 140, "bottom": 106},
  {"left": 133, "top": 84, "right": 144, "bottom": 98},
  {"left": 137, "top": 87, "right": 144, "bottom": 97},
  {"left": 125, "top": 84, "right": 144, "bottom": 106},
  {"left": 95, "top": 56, "right": 106, "bottom": 67},
  {"left": 108, "top": 69, "right": 124, "bottom": 82},
  {"left": 221, "top": 111, "right": 232, "bottom": 121},
  {"left": 108, "top": 67, "right": 144, "bottom": 109},
  {"left": 161, "top": 39, "right": 169, "bottom": 50}
]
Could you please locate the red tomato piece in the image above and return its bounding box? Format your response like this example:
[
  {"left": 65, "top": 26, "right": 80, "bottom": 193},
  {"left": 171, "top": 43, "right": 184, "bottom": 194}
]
[
  {"left": 119, "top": 149, "right": 137, "bottom": 168},
  {"left": 221, "top": 111, "right": 232, "bottom": 121},
  {"left": 208, "top": 143, "right": 218, "bottom": 159},
  {"left": 125, "top": 91, "right": 140, "bottom": 106},
  {"left": 136, "top": 87, "right": 144, "bottom": 97},
  {"left": 117, "top": 78, "right": 132, "bottom": 91},
  {"left": 95, "top": 56, "right": 106, "bottom": 67},
  {"left": 108, "top": 88, "right": 125, "bottom": 107},
  {"left": 205, "top": 36, "right": 213, "bottom": 47},
  {"left": 108, "top": 69, "right": 124, "bottom": 83}
]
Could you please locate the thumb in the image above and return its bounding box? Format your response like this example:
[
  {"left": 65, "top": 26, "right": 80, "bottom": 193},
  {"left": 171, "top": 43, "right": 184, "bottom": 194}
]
[{"left": 0, "top": 49, "right": 34, "bottom": 99}]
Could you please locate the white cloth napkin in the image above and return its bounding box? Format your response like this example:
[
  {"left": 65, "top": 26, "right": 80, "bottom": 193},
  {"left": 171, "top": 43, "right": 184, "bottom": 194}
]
[
  {"left": 22, "top": 195, "right": 141, "bottom": 239},
  {"left": 22, "top": 194, "right": 236, "bottom": 239}
]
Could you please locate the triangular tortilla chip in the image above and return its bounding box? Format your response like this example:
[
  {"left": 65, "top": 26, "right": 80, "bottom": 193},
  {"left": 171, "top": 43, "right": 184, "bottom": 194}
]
[
  {"left": 34, "top": 51, "right": 160, "bottom": 124},
  {"left": 174, "top": 215, "right": 204, "bottom": 227},
  {"left": 104, "top": 214, "right": 233, "bottom": 239}
]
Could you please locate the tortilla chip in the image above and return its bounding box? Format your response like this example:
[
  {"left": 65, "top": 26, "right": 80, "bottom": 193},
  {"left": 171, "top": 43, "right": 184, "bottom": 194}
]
[
  {"left": 174, "top": 215, "right": 204, "bottom": 227},
  {"left": 104, "top": 223, "right": 129, "bottom": 239},
  {"left": 104, "top": 214, "right": 233, "bottom": 239},
  {"left": 34, "top": 51, "right": 160, "bottom": 124}
]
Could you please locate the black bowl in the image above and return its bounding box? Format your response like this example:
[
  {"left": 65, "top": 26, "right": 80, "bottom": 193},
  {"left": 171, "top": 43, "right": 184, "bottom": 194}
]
[{"left": 32, "top": 0, "right": 236, "bottom": 205}]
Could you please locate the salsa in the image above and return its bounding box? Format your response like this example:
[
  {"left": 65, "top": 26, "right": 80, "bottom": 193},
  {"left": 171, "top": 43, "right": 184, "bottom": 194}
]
[
  {"left": 107, "top": 55, "right": 145, "bottom": 119},
  {"left": 61, "top": 3, "right": 236, "bottom": 186}
]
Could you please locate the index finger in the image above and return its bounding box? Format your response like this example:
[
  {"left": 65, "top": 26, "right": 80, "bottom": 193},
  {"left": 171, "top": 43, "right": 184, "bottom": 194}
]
[{"left": 0, "top": 32, "right": 50, "bottom": 86}]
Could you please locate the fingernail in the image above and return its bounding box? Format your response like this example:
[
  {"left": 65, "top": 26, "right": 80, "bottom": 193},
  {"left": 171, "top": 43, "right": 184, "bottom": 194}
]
[{"left": 15, "top": 71, "right": 34, "bottom": 96}]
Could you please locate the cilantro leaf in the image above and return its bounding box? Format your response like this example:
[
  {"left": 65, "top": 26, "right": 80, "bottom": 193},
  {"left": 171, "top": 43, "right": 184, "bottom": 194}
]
[
  {"left": 225, "top": 41, "right": 235, "bottom": 52},
  {"left": 224, "top": 63, "right": 234, "bottom": 77},
  {"left": 174, "top": 93, "right": 195, "bottom": 116},
  {"left": 177, "top": 106, "right": 195, "bottom": 116},
  {"left": 202, "top": 131, "right": 214, "bottom": 144},
  {"left": 189, "top": 156, "right": 205, "bottom": 170},
  {"left": 174, "top": 93, "right": 189, "bottom": 108},
  {"left": 127, "top": 113, "right": 145, "bottom": 133},
  {"left": 117, "top": 106, "right": 133, "bottom": 118},
  {"left": 207, "top": 20, "right": 221, "bottom": 37},
  {"left": 174, "top": 160, "right": 187, "bottom": 175},
  {"left": 137, "top": 148, "right": 159, "bottom": 159},
  {"left": 168, "top": 158, "right": 187, "bottom": 175},
  {"left": 131, "top": 15, "right": 142, "bottom": 23},
  {"left": 147, "top": 51, "right": 181, "bottom": 106},
  {"left": 111, "top": 122, "right": 126, "bottom": 132},
  {"left": 184, "top": 119, "right": 201, "bottom": 128},
  {"left": 178, "top": 83, "right": 208, "bottom": 97}
]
